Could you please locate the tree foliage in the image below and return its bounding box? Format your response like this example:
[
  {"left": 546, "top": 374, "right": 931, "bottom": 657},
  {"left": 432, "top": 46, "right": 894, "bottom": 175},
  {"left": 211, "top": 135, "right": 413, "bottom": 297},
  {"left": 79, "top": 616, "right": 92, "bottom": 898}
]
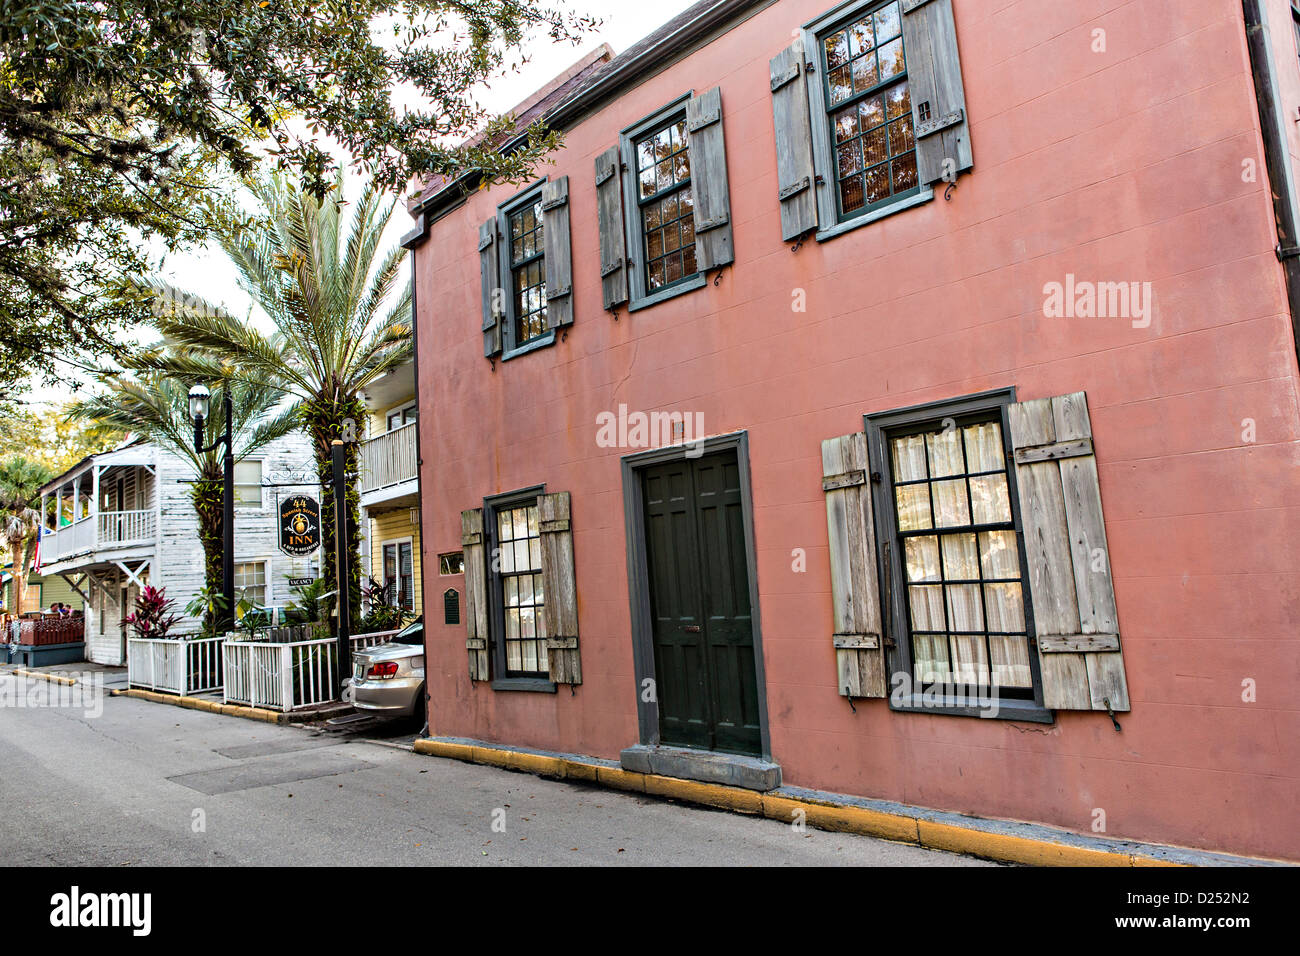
[
  {"left": 1, "top": 0, "right": 594, "bottom": 382},
  {"left": 0, "top": 456, "right": 55, "bottom": 617},
  {"left": 139, "top": 170, "right": 412, "bottom": 627}
]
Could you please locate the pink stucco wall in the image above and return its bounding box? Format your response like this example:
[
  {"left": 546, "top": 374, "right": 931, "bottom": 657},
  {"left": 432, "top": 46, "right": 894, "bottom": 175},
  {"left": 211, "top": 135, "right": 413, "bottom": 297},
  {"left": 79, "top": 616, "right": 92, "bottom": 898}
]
[{"left": 411, "top": 0, "right": 1300, "bottom": 860}]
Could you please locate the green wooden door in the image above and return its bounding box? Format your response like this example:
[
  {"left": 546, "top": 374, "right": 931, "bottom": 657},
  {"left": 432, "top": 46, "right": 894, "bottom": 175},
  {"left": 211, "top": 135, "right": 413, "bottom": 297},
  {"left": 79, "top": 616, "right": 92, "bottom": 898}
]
[{"left": 642, "top": 452, "right": 761, "bottom": 756}]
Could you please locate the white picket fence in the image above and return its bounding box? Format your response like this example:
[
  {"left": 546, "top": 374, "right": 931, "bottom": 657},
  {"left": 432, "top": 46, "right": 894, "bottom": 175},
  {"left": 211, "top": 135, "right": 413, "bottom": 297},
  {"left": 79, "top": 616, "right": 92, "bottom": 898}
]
[
  {"left": 222, "top": 636, "right": 338, "bottom": 712},
  {"left": 128, "top": 635, "right": 224, "bottom": 695}
]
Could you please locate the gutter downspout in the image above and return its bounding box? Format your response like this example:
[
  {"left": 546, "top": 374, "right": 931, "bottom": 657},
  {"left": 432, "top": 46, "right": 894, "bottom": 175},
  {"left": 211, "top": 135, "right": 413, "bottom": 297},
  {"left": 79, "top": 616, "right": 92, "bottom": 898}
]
[{"left": 1243, "top": 0, "right": 1300, "bottom": 368}]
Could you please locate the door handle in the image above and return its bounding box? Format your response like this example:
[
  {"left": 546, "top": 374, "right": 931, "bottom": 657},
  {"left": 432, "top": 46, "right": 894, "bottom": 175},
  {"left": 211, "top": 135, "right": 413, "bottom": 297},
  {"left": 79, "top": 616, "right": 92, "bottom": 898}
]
[{"left": 682, "top": 625, "right": 701, "bottom": 632}]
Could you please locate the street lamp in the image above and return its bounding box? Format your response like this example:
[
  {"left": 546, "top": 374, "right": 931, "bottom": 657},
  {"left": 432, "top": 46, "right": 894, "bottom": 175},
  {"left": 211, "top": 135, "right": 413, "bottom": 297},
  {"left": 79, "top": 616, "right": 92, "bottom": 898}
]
[{"left": 189, "top": 383, "right": 235, "bottom": 633}]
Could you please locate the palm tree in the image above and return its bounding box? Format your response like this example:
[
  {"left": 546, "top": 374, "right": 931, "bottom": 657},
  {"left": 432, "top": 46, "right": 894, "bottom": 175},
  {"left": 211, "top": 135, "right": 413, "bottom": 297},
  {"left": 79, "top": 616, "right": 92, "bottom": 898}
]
[
  {"left": 69, "top": 370, "right": 299, "bottom": 629},
  {"left": 0, "top": 457, "right": 55, "bottom": 618},
  {"left": 144, "top": 172, "right": 412, "bottom": 624}
]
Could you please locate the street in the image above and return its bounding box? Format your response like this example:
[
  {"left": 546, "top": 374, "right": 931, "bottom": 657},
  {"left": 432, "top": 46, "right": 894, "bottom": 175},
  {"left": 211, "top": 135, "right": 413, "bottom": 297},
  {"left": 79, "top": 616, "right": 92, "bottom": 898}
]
[{"left": 0, "top": 674, "right": 991, "bottom": 866}]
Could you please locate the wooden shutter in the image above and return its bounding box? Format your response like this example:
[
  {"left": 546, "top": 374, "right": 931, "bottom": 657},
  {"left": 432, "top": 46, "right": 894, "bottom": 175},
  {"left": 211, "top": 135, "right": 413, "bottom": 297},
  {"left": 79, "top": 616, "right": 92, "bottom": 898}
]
[
  {"left": 537, "top": 492, "right": 581, "bottom": 684},
  {"left": 478, "top": 219, "right": 502, "bottom": 358},
  {"left": 1007, "top": 392, "right": 1130, "bottom": 712},
  {"left": 900, "top": 0, "right": 974, "bottom": 185},
  {"left": 686, "top": 87, "right": 734, "bottom": 270},
  {"left": 541, "top": 176, "right": 574, "bottom": 330},
  {"left": 594, "top": 145, "right": 628, "bottom": 310},
  {"left": 461, "top": 508, "right": 490, "bottom": 681},
  {"left": 769, "top": 40, "right": 819, "bottom": 241},
  {"left": 822, "top": 433, "right": 887, "bottom": 698}
]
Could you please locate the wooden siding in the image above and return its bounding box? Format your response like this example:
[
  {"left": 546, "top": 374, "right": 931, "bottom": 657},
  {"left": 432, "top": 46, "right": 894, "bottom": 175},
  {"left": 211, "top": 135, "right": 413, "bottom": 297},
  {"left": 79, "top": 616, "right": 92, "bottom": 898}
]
[{"left": 370, "top": 508, "right": 423, "bottom": 614}]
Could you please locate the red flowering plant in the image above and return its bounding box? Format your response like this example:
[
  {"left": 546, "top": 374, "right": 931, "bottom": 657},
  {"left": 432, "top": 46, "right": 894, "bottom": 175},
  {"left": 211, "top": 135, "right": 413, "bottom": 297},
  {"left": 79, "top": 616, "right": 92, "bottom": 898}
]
[{"left": 126, "top": 586, "right": 182, "bottom": 640}]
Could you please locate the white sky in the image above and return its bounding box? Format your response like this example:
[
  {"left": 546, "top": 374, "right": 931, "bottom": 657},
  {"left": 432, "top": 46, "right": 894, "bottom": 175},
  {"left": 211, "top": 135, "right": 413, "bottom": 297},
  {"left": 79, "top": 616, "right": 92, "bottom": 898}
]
[{"left": 29, "top": 0, "right": 697, "bottom": 410}]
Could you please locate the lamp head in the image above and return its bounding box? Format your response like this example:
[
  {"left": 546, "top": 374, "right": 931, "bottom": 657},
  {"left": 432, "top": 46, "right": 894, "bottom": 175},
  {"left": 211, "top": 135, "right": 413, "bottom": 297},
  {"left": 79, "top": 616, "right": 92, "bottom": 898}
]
[{"left": 188, "top": 384, "right": 211, "bottom": 423}]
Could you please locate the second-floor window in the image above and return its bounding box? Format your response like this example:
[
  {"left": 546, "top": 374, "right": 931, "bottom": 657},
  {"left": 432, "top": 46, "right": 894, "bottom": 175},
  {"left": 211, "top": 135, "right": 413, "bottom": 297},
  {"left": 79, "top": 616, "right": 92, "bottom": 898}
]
[
  {"left": 385, "top": 403, "right": 417, "bottom": 432},
  {"left": 507, "top": 196, "right": 548, "bottom": 345},
  {"left": 635, "top": 116, "right": 697, "bottom": 293},
  {"left": 820, "top": 0, "right": 917, "bottom": 219},
  {"left": 233, "top": 460, "right": 263, "bottom": 508}
]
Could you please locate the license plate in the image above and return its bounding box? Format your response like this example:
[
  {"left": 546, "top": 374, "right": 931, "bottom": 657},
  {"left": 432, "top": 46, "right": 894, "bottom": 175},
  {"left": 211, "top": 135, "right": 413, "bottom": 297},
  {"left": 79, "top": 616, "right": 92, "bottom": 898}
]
[{"left": 353, "top": 663, "right": 366, "bottom": 682}]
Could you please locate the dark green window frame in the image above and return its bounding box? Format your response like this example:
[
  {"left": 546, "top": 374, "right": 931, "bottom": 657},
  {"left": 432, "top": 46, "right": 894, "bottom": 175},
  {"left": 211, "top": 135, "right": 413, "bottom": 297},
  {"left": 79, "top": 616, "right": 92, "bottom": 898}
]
[
  {"left": 484, "top": 486, "right": 554, "bottom": 690},
  {"left": 632, "top": 115, "right": 698, "bottom": 296},
  {"left": 494, "top": 183, "right": 555, "bottom": 361},
  {"left": 816, "top": 0, "right": 920, "bottom": 222},
  {"left": 619, "top": 94, "right": 708, "bottom": 312},
  {"left": 865, "top": 389, "right": 1051, "bottom": 723}
]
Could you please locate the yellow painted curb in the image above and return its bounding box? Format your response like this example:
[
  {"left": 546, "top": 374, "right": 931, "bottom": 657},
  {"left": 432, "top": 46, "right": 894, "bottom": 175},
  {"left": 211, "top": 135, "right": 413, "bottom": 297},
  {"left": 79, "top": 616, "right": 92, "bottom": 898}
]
[
  {"left": 413, "top": 739, "right": 475, "bottom": 761},
  {"left": 13, "top": 669, "right": 78, "bottom": 686},
  {"left": 116, "top": 687, "right": 285, "bottom": 724},
  {"left": 644, "top": 775, "right": 763, "bottom": 814},
  {"left": 918, "top": 819, "right": 1131, "bottom": 867},
  {"left": 406, "top": 738, "right": 1210, "bottom": 866}
]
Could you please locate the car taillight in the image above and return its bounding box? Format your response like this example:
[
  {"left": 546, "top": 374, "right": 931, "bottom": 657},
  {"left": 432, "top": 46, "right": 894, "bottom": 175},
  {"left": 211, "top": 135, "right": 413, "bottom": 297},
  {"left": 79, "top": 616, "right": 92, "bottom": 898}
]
[{"left": 367, "top": 662, "right": 399, "bottom": 679}]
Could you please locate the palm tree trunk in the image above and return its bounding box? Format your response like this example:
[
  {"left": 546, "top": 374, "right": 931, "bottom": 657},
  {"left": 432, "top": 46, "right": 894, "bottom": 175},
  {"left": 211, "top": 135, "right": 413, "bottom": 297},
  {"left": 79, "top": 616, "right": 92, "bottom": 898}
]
[
  {"left": 10, "top": 541, "right": 24, "bottom": 618},
  {"left": 305, "top": 390, "right": 364, "bottom": 630},
  {"left": 190, "top": 468, "right": 224, "bottom": 631}
]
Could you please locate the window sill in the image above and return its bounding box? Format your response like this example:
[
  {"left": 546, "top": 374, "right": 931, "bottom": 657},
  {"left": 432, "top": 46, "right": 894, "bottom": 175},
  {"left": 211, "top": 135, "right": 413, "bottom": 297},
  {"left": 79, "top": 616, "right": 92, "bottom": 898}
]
[
  {"left": 490, "top": 677, "right": 557, "bottom": 694},
  {"left": 500, "top": 330, "right": 556, "bottom": 362},
  {"left": 888, "top": 693, "right": 1053, "bottom": 724},
  {"left": 815, "top": 187, "right": 934, "bottom": 243},
  {"left": 628, "top": 273, "right": 707, "bottom": 313}
]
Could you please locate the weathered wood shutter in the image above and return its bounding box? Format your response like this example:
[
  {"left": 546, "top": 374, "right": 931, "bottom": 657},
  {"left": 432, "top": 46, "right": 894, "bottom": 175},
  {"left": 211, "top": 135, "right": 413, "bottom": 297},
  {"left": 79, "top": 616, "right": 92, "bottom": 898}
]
[
  {"left": 1007, "top": 392, "right": 1130, "bottom": 712},
  {"left": 900, "top": 0, "right": 974, "bottom": 185},
  {"left": 769, "top": 40, "right": 818, "bottom": 241},
  {"left": 541, "top": 176, "right": 574, "bottom": 330},
  {"left": 478, "top": 218, "right": 502, "bottom": 358},
  {"left": 537, "top": 491, "right": 581, "bottom": 684},
  {"left": 461, "top": 508, "right": 490, "bottom": 681},
  {"left": 822, "top": 433, "right": 887, "bottom": 698},
  {"left": 594, "top": 145, "right": 628, "bottom": 310},
  {"left": 685, "top": 86, "right": 734, "bottom": 270}
]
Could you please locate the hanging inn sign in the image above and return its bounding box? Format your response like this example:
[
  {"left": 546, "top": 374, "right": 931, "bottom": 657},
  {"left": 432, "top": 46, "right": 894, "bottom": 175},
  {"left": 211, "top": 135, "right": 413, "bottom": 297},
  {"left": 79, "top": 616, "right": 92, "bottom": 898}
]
[{"left": 278, "top": 494, "right": 321, "bottom": 556}]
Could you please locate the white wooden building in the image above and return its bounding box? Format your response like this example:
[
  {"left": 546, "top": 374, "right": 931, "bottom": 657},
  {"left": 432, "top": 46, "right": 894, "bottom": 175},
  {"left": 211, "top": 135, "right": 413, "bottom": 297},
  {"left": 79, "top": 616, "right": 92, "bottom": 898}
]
[{"left": 38, "top": 432, "right": 319, "bottom": 665}]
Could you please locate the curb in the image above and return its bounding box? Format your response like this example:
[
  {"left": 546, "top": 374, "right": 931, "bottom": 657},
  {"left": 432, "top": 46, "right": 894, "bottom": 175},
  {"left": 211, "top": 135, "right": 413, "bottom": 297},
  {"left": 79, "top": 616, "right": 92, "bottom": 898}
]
[
  {"left": 411, "top": 738, "right": 1278, "bottom": 867},
  {"left": 111, "top": 688, "right": 286, "bottom": 724},
  {"left": 11, "top": 668, "right": 80, "bottom": 687}
]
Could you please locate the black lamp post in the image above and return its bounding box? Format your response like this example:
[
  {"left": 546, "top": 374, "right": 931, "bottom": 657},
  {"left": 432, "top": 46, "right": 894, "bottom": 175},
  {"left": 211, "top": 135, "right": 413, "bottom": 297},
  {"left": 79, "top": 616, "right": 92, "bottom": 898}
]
[{"left": 188, "top": 384, "right": 235, "bottom": 633}]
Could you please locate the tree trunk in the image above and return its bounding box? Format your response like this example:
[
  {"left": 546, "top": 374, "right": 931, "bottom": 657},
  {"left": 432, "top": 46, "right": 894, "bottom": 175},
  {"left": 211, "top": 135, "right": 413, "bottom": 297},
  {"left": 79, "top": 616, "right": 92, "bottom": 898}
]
[
  {"left": 190, "top": 465, "right": 224, "bottom": 632},
  {"left": 304, "top": 389, "right": 364, "bottom": 630},
  {"left": 10, "top": 541, "right": 24, "bottom": 618}
]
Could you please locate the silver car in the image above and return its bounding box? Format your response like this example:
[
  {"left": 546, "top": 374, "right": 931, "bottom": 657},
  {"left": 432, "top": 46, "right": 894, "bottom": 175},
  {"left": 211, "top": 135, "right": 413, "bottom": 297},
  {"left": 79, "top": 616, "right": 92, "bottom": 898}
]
[{"left": 350, "top": 619, "right": 425, "bottom": 717}]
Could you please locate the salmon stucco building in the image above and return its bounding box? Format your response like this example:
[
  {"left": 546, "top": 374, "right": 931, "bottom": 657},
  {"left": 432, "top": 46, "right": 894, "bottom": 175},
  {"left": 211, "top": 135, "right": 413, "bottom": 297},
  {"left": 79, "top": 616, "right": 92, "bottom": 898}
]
[{"left": 401, "top": 0, "right": 1300, "bottom": 861}]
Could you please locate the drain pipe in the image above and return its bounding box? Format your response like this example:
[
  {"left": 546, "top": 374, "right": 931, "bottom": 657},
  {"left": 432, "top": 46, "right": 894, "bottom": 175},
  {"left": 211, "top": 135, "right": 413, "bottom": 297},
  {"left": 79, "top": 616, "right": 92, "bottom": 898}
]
[{"left": 1243, "top": 0, "right": 1300, "bottom": 367}]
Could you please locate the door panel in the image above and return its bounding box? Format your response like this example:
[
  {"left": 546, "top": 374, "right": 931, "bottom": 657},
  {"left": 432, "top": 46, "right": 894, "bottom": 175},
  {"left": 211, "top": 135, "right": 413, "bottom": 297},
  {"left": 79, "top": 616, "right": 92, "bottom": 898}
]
[{"left": 642, "top": 452, "right": 761, "bottom": 756}]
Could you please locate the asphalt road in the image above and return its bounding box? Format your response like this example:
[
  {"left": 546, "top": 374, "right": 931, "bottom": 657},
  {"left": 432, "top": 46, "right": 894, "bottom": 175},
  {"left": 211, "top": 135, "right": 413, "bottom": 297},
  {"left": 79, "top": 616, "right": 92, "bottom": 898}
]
[{"left": 0, "top": 673, "right": 992, "bottom": 866}]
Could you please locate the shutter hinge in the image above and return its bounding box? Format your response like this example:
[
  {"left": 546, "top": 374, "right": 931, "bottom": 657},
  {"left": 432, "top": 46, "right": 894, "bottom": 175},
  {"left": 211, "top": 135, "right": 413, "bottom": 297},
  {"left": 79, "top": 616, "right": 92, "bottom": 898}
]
[
  {"left": 805, "top": 61, "right": 816, "bottom": 74},
  {"left": 883, "top": 636, "right": 897, "bottom": 649},
  {"left": 870, "top": 471, "right": 882, "bottom": 484},
  {"left": 814, "top": 174, "right": 825, "bottom": 186}
]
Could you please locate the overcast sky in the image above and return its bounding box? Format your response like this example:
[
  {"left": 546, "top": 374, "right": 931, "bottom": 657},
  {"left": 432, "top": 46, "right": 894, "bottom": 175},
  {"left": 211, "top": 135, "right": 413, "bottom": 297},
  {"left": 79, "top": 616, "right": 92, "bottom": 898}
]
[{"left": 30, "top": 0, "right": 697, "bottom": 410}]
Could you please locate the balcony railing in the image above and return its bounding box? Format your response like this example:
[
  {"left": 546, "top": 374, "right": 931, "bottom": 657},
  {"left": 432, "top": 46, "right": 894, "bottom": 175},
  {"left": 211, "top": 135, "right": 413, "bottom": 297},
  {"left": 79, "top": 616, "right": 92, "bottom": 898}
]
[
  {"left": 360, "top": 422, "right": 417, "bottom": 494},
  {"left": 42, "top": 509, "right": 155, "bottom": 565}
]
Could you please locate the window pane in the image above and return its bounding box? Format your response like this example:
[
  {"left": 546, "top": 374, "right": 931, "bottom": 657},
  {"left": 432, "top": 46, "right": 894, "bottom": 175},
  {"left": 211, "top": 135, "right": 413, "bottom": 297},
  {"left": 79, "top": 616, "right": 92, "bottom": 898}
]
[
  {"left": 979, "top": 530, "right": 1021, "bottom": 578},
  {"left": 970, "top": 474, "right": 1011, "bottom": 524},
  {"left": 963, "top": 421, "right": 1005, "bottom": 472},
  {"left": 825, "top": 30, "right": 849, "bottom": 68},
  {"left": 913, "top": 634, "right": 951, "bottom": 684},
  {"left": 885, "top": 81, "right": 911, "bottom": 119},
  {"left": 829, "top": 65, "right": 852, "bottom": 104},
  {"left": 874, "top": 2, "right": 901, "bottom": 42},
  {"left": 927, "top": 428, "right": 964, "bottom": 477},
  {"left": 892, "top": 434, "right": 928, "bottom": 481},
  {"left": 878, "top": 37, "right": 905, "bottom": 79},
  {"left": 984, "top": 582, "right": 1025, "bottom": 633},
  {"left": 891, "top": 152, "right": 918, "bottom": 192},
  {"left": 940, "top": 533, "right": 979, "bottom": 580},
  {"left": 931, "top": 479, "right": 971, "bottom": 527},
  {"left": 946, "top": 584, "right": 984, "bottom": 632},
  {"left": 990, "top": 636, "right": 1032, "bottom": 688},
  {"left": 949, "top": 635, "right": 988, "bottom": 685},
  {"left": 904, "top": 535, "right": 941, "bottom": 582},
  {"left": 859, "top": 94, "right": 885, "bottom": 130},
  {"left": 848, "top": 20, "right": 873, "bottom": 58},
  {"left": 908, "top": 585, "right": 944, "bottom": 631},
  {"left": 895, "top": 484, "right": 932, "bottom": 531},
  {"left": 852, "top": 55, "right": 879, "bottom": 94},
  {"left": 504, "top": 577, "right": 518, "bottom": 608}
]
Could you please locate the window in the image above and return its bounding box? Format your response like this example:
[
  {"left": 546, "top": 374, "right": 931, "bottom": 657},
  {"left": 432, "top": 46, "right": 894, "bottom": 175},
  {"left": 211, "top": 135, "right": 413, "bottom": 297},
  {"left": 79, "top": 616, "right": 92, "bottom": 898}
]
[
  {"left": 233, "top": 460, "right": 263, "bottom": 508},
  {"left": 385, "top": 403, "right": 417, "bottom": 432},
  {"left": 867, "top": 391, "right": 1043, "bottom": 716},
  {"left": 488, "top": 495, "right": 548, "bottom": 678},
  {"left": 235, "top": 561, "right": 267, "bottom": 607},
  {"left": 819, "top": 0, "right": 917, "bottom": 220},
  {"left": 633, "top": 115, "right": 698, "bottom": 293},
  {"left": 507, "top": 196, "right": 548, "bottom": 345},
  {"left": 382, "top": 541, "right": 414, "bottom": 612},
  {"left": 438, "top": 551, "right": 464, "bottom": 576}
]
